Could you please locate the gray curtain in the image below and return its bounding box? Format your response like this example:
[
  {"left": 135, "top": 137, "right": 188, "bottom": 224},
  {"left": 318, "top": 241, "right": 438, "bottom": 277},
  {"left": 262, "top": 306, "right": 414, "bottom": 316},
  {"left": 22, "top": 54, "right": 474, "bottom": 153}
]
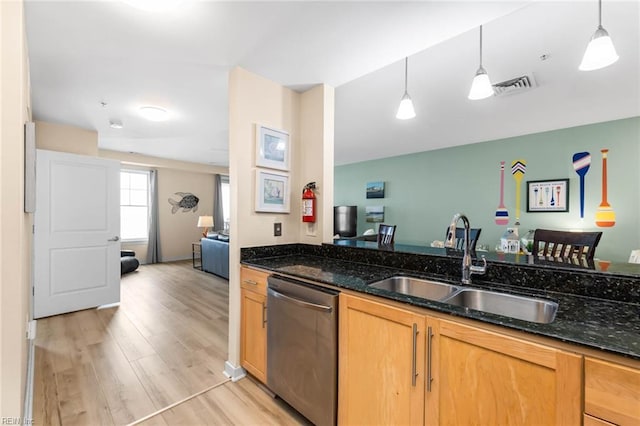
[
  {"left": 147, "top": 169, "right": 161, "bottom": 263},
  {"left": 213, "top": 174, "right": 224, "bottom": 232}
]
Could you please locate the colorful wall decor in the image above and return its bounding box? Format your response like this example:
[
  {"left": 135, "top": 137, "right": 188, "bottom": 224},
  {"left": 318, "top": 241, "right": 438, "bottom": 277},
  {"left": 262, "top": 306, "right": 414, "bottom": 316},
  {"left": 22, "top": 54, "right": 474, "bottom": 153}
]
[
  {"left": 494, "top": 161, "right": 509, "bottom": 225},
  {"left": 365, "top": 205, "right": 384, "bottom": 222},
  {"left": 510, "top": 159, "right": 527, "bottom": 225},
  {"left": 595, "top": 149, "right": 616, "bottom": 227},
  {"left": 572, "top": 152, "right": 591, "bottom": 219},
  {"left": 366, "top": 181, "right": 385, "bottom": 199}
]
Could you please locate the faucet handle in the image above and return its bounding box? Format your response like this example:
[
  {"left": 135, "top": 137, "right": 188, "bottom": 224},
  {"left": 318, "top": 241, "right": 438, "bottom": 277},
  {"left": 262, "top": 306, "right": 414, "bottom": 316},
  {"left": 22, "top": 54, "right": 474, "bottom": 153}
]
[{"left": 470, "top": 255, "right": 487, "bottom": 275}]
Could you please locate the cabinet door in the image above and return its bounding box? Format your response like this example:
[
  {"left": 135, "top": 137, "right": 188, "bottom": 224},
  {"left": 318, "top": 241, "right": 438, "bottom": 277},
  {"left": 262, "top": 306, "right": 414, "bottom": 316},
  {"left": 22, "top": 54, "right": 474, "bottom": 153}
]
[
  {"left": 426, "top": 318, "right": 582, "bottom": 426},
  {"left": 339, "top": 293, "right": 425, "bottom": 426},
  {"left": 585, "top": 357, "right": 640, "bottom": 425},
  {"left": 240, "top": 288, "right": 267, "bottom": 383}
]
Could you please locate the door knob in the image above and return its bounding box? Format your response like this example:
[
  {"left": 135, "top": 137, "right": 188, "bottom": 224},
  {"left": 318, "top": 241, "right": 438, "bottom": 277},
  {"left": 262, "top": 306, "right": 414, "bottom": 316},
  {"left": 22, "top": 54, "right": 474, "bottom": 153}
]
[{"left": 108, "top": 236, "right": 120, "bottom": 242}]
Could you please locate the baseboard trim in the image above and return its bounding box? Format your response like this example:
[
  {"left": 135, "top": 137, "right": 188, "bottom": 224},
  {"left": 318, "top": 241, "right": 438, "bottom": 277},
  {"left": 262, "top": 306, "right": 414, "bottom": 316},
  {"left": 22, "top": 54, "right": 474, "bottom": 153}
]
[
  {"left": 223, "top": 361, "right": 246, "bottom": 382},
  {"left": 23, "top": 321, "right": 36, "bottom": 423}
]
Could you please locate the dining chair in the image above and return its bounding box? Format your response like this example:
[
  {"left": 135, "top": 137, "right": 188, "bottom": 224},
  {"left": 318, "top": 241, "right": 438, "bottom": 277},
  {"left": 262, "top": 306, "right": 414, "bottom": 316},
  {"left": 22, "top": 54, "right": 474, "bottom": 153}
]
[
  {"left": 444, "top": 227, "right": 482, "bottom": 251},
  {"left": 377, "top": 224, "right": 396, "bottom": 246},
  {"left": 532, "top": 229, "right": 602, "bottom": 261}
]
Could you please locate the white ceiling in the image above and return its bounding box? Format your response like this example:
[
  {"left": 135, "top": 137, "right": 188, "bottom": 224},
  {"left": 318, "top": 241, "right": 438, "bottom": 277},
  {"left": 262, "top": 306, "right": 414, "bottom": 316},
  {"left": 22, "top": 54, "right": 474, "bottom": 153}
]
[{"left": 25, "top": 1, "right": 639, "bottom": 167}]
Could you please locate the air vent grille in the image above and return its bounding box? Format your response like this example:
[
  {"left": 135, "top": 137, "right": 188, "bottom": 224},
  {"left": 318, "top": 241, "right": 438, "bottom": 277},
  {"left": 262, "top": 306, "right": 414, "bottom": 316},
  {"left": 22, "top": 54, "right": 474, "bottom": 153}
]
[{"left": 493, "top": 74, "right": 537, "bottom": 96}]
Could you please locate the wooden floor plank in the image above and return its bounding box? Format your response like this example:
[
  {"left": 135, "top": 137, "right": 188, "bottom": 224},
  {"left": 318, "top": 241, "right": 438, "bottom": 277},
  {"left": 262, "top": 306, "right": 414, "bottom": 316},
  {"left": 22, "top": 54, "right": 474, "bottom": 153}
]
[
  {"left": 130, "top": 353, "right": 193, "bottom": 409},
  {"left": 32, "top": 260, "right": 240, "bottom": 425},
  {"left": 32, "top": 344, "right": 62, "bottom": 426},
  {"left": 139, "top": 379, "right": 310, "bottom": 426},
  {"left": 86, "top": 338, "right": 158, "bottom": 424},
  {"left": 55, "top": 362, "right": 114, "bottom": 426},
  {"left": 96, "top": 306, "right": 156, "bottom": 362}
]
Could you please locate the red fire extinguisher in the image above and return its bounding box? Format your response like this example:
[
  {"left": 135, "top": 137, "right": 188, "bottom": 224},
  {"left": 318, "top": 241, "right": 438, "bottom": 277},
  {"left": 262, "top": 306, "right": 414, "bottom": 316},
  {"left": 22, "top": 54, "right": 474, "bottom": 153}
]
[{"left": 302, "top": 182, "right": 317, "bottom": 223}]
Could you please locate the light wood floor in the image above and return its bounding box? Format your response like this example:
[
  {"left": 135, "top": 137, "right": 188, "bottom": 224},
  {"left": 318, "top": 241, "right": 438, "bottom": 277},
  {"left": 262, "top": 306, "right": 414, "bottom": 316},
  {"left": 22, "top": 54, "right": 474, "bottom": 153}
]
[{"left": 32, "top": 260, "right": 304, "bottom": 425}]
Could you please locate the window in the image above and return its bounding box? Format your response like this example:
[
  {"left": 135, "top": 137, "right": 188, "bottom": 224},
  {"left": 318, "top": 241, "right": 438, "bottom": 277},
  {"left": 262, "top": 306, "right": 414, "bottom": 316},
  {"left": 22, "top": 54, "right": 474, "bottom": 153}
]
[
  {"left": 221, "top": 175, "right": 230, "bottom": 230},
  {"left": 120, "top": 170, "right": 150, "bottom": 241}
]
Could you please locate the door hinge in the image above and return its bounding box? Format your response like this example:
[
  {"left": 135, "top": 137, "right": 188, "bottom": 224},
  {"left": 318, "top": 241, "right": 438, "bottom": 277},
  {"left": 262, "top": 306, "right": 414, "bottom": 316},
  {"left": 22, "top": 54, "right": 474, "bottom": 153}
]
[
  {"left": 32, "top": 224, "right": 35, "bottom": 234},
  {"left": 32, "top": 287, "right": 34, "bottom": 296}
]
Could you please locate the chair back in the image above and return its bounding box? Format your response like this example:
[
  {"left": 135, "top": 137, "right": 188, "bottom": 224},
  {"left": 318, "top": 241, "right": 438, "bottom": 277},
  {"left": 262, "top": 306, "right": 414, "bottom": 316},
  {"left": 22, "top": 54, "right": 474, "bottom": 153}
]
[
  {"left": 445, "top": 227, "right": 482, "bottom": 251},
  {"left": 532, "top": 229, "right": 602, "bottom": 261},
  {"left": 377, "top": 224, "right": 396, "bottom": 246}
]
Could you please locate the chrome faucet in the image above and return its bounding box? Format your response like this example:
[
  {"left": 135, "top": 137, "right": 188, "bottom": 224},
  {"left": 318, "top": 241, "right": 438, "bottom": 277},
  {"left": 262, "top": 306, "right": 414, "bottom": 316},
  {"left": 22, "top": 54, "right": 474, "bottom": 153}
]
[{"left": 445, "top": 213, "right": 487, "bottom": 284}]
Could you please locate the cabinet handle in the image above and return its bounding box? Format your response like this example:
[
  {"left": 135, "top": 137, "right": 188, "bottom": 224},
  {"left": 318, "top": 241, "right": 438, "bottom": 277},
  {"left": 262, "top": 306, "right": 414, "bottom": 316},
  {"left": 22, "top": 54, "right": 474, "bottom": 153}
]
[
  {"left": 427, "top": 326, "right": 433, "bottom": 392},
  {"left": 411, "top": 323, "right": 418, "bottom": 387},
  {"left": 243, "top": 279, "right": 258, "bottom": 286},
  {"left": 262, "top": 302, "right": 267, "bottom": 328}
]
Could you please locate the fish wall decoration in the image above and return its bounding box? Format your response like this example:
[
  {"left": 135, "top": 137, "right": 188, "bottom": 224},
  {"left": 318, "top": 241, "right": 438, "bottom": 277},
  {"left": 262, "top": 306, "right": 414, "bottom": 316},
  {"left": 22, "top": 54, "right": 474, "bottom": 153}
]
[{"left": 168, "top": 192, "right": 199, "bottom": 214}]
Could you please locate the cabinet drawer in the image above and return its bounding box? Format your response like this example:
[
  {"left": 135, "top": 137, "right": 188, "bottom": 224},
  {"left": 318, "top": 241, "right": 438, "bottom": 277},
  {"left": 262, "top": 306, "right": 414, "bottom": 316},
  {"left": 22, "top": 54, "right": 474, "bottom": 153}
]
[
  {"left": 584, "top": 414, "right": 616, "bottom": 426},
  {"left": 240, "top": 267, "right": 269, "bottom": 294},
  {"left": 585, "top": 357, "right": 640, "bottom": 425}
]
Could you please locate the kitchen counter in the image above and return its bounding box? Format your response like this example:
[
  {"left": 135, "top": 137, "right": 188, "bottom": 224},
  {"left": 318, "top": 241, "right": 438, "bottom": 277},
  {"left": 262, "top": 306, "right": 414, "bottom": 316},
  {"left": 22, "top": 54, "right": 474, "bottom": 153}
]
[{"left": 241, "top": 246, "right": 640, "bottom": 361}]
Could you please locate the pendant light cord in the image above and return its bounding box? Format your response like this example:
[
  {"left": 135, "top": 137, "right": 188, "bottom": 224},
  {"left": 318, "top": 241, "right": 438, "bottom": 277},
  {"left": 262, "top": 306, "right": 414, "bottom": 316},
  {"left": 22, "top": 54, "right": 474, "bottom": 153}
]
[
  {"left": 598, "top": 0, "right": 602, "bottom": 27},
  {"left": 479, "top": 25, "right": 483, "bottom": 67},
  {"left": 404, "top": 57, "right": 408, "bottom": 93}
]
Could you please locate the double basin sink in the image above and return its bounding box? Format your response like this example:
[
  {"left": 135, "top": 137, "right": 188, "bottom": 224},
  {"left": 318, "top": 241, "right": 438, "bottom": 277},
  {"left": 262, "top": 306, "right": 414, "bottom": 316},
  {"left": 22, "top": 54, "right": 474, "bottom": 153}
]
[{"left": 369, "top": 276, "right": 558, "bottom": 324}]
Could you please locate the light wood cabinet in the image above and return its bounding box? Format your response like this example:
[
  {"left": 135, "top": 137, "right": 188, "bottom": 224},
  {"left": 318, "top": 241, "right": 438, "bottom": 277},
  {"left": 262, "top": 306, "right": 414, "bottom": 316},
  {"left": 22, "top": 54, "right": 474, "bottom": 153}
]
[
  {"left": 584, "top": 357, "right": 640, "bottom": 425},
  {"left": 338, "top": 293, "right": 426, "bottom": 426},
  {"left": 425, "top": 318, "right": 582, "bottom": 425},
  {"left": 240, "top": 267, "right": 269, "bottom": 383}
]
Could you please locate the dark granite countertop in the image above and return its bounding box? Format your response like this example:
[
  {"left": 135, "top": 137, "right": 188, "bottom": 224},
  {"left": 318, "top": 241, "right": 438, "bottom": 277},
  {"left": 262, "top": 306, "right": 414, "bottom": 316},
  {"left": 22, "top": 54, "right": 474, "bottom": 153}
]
[{"left": 242, "top": 253, "right": 640, "bottom": 361}]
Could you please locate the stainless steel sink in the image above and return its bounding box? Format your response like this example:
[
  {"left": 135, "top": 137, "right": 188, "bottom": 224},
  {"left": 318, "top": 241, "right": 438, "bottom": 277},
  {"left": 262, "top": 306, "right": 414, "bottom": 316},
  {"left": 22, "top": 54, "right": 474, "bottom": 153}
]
[
  {"left": 369, "top": 276, "right": 461, "bottom": 301},
  {"left": 442, "top": 288, "right": 558, "bottom": 324},
  {"left": 369, "top": 275, "right": 559, "bottom": 324}
]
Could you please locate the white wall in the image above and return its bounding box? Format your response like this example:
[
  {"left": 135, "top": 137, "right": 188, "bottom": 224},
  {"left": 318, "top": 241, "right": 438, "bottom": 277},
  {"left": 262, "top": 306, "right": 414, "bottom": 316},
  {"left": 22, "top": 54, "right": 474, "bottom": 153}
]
[
  {"left": 227, "top": 67, "right": 334, "bottom": 371},
  {"left": 0, "top": 0, "right": 32, "bottom": 417},
  {"left": 299, "top": 85, "right": 335, "bottom": 244}
]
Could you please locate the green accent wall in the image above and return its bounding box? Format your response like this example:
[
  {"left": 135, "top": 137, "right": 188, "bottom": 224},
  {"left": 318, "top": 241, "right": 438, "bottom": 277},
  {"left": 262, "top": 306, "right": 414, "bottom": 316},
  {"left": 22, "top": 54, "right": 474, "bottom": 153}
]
[{"left": 334, "top": 117, "right": 640, "bottom": 263}]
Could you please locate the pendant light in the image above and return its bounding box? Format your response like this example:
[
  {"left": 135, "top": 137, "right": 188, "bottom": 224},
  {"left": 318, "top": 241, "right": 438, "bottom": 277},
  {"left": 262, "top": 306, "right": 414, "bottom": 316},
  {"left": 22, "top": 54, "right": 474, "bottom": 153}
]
[
  {"left": 579, "top": 0, "right": 619, "bottom": 71},
  {"left": 468, "top": 25, "right": 494, "bottom": 100},
  {"left": 396, "top": 57, "right": 416, "bottom": 120}
]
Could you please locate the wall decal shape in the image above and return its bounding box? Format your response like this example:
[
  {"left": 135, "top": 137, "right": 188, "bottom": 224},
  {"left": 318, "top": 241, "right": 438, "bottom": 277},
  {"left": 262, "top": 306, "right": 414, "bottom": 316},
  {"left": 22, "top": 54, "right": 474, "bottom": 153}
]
[
  {"left": 168, "top": 192, "right": 199, "bottom": 214},
  {"left": 572, "top": 152, "right": 591, "bottom": 219},
  {"left": 511, "top": 159, "right": 527, "bottom": 225},
  {"left": 595, "top": 149, "right": 615, "bottom": 227},
  {"left": 494, "top": 161, "right": 509, "bottom": 225}
]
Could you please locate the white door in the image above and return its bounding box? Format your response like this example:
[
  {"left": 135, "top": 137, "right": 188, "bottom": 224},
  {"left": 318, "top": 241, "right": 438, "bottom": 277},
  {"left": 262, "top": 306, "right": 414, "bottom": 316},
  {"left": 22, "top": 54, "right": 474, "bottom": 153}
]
[{"left": 34, "top": 150, "right": 121, "bottom": 319}]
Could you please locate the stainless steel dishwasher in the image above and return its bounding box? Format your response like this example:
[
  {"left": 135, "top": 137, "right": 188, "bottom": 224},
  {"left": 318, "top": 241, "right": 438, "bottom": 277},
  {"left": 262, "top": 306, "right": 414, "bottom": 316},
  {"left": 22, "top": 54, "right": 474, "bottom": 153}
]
[{"left": 267, "top": 275, "right": 339, "bottom": 426}]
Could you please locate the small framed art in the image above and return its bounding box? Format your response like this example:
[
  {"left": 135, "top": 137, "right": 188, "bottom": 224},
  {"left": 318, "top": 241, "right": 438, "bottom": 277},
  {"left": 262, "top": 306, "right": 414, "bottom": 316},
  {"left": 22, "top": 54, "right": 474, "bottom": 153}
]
[
  {"left": 256, "top": 124, "right": 290, "bottom": 171},
  {"left": 255, "top": 170, "right": 290, "bottom": 213},
  {"left": 526, "top": 179, "right": 569, "bottom": 212}
]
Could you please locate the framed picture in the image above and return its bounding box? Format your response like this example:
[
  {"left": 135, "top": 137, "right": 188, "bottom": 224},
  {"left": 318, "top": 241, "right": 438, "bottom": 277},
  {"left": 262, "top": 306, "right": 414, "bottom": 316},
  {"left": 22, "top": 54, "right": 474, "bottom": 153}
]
[
  {"left": 256, "top": 124, "right": 290, "bottom": 171},
  {"left": 255, "top": 170, "right": 290, "bottom": 213},
  {"left": 527, "top": 179, "right": 569, "bottom": 212},
  {"left": 365, "top": 205, "right": 384, "bottom": 222},
  {"left": 366, "top": 181, "right": 385, "bottom": 199}
]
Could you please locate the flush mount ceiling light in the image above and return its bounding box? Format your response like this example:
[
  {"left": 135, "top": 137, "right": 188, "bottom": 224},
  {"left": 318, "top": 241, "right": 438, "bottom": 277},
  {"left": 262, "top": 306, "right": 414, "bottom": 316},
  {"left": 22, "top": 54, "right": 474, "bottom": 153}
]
[
  {"left": 123, "top": 0, "right": 183, "bottom": 12},
  {"left": 579, "top": 0, "right": 619, "bottom": 71},
  {"left": 109, "top": 120, "right": 123, "bottom": 129},
  {"left": 396, "top": 57, "right": 416, "bottom": 120},
  {"left": 139, "top": 106, "right": 169, "bottom": 122},
  {"left": 468, "top": 25, "right": 494, "bottom": 101}
]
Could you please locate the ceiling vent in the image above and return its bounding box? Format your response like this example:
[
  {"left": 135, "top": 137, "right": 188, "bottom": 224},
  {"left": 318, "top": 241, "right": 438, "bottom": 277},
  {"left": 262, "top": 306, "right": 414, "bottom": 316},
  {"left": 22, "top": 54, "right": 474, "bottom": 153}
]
[{"left": 492, "top": 74, "right": 537, "bottom": 96}]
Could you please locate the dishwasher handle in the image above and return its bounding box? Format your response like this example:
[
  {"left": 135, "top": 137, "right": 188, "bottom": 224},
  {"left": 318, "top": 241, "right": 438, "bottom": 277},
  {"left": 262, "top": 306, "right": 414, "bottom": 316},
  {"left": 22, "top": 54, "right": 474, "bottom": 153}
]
[{"left": 268, "top": 287, "right": 333, "bottom": 313}]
